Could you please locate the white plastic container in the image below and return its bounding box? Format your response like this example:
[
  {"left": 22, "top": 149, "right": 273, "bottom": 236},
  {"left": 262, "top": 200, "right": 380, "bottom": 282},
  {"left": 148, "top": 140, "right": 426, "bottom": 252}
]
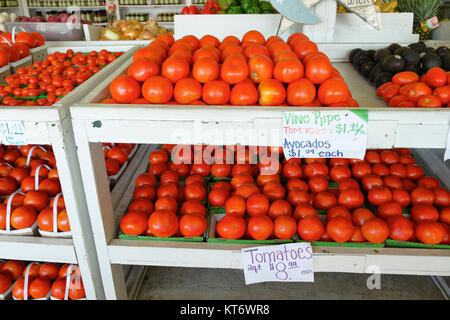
[
  {"left": 30, "top": 45, "right": 48, "bottom": 63},
  {"left": 11, "top": 262, "right": 51, "bottom": 301},
  {"left": 49, "top": 265, "right": 87, "bottom": 300},
  {"left": 9, "top": 56, "right": 32, "bottom": 74},
  {"left": 0, "top": 190, "right": 38, "bottom": 236},
  {"left": 38, "top": 192, "right": 73, "bottom": 239},
  {"left": 0, "top": 65, "right": 10, "bottom": 84}
]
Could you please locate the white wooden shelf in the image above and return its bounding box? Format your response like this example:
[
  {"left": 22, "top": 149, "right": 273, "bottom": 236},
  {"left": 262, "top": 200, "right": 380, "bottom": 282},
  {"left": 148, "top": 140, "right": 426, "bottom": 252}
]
[
  {"left": 0, "top": 44, "right": 141, "bottom": 300},
  {"left": 28, "top": 6, "right": 107, "bottom": 10},
  {"left": 0, "top": 236, "right": 77, "bottom": 263},
  {"left": 70, "top": 44, "right": 450, "bottom": 150},
  {"left": 68, "top": 41, "right": 450, "bottom": 299}
]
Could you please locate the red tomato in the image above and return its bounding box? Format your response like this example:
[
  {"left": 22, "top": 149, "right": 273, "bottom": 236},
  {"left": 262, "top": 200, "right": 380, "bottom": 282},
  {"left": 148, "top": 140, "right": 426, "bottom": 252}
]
[
  {"left": 273, "top": 215, "right": 297, "bottom": 239},
  {"left": 216, "top": 214, "right": 246, "bottom": 239},
  {"left": 410, "top": 204, "right": 439, "bottom": 223},
  {"left": 326, "top": 216, "right": 353, "bottom": 243},
  {"left": 361, "top": 218, "right": 389, "bottom": 244},
  {"left": 109, "top": 75, "right": 141, "bottom": 103},
  {"left": 179, "top": 214, "right": 207, "bottom": 237},
  {"left": 127, "top": 58, "right": 159, "bottom": 82},
  {"left": 415, "top": 221, "right": 446, "bottom": 244},
  {"left": 298, "top": 216, "right": 324, "bottom": 241},
  {"left": 337, "top": 189, "right": 365, "bottom": 210},
  {"left": 317, "top": 78, "right": 349, "bottom": 105},
  {"left": 247, "top": 215, "right": 274, "bottom": 240},
  {"left": 424, "top": 67, "right": 447, "bottom": 88},
  {"left": 142, "top": 76, "right": 173, "bottom": 104},
  {"left": 352, "top": 208, "right": 375, "bottom": 227},
  {"left": 387, "top": 215, "right": 414, "bottom": 241},
  {"left": 148, "top": 210, "right": 178, "bottom": 238},
  {"left": 258, "top": 78, "right": 286, "bottom": 106}
]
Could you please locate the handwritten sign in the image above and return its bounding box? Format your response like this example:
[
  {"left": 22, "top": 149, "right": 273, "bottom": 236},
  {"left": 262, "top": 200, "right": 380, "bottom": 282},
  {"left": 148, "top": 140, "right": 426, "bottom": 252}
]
[
  {"left": 0, "top": 121, "right": 27, "bottom": 146},
  {"left": 241, "top": 243, "right": 314, "bottom": 285},
  {"left": 282, "top": 110, "right": 368, "bottom": 160}
]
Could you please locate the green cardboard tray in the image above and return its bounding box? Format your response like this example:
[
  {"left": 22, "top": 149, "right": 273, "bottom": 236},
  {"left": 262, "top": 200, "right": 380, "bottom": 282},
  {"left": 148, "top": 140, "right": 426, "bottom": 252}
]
[
  {"left": 385, "top": 239, "right": 450, "bottom": 250},
  {"left": 118, "top": 232, "right": 205, "bottom": 242},
  {"left": 296, "top": 239, "right": 385, "bottom": 248}
]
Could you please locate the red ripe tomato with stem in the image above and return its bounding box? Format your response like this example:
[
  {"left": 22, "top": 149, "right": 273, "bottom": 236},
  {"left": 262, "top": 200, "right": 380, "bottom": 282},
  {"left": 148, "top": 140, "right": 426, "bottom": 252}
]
[
  {"left": 248, "top": 54, "right": 274, "bottom": 84},
  {"left": 433, "top": 85, "right": 450, "bottom": 105},
  {"left": 220, "top": 54, "right": 249, "bottom": 84},
  {"left": 406, "top": 82, "right": 432, "bottom": 102},
  {"left": 417, "top": 95, "right": 442, "bottom": 108},
  {"left": 216, "top": 214, "right": 246, "bottom": 239}
]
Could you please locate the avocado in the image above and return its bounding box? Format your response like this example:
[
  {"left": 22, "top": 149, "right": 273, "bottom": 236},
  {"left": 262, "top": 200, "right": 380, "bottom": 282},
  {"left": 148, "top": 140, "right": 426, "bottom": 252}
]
[
  {"left": 374, "top": 72, "right": 393, "bottom": 88},
  {"left": 400, "top": 48, "right": 420, "bottom": 66},
  {"left": 435, "top": 46, "right": 450, "bottom": 60},
  {"left": 443, "top": 54, "right": 450, "bottom": 71},
  {"left": 394, "top": 46, "right": 409, "bottom": 57},
  {"left": 375, "top": 49, "right": 391, "bottom": 64},
  {"left": 403, "top": 64, "right": 420, "bottom": 74},
  {"left": 382, "top": 55, "right": 406, "bottom": 73},
  {"left": 369, "top": 63, "right": 385, "bottom": 83},
  {"left": 387, "top": 43, "right": 401, "bottom": 54},
  {"left": 408, "top": 42, "right": 426, "bottom": 52},
  {"left": 366, "top": 50, "right": 376, "bottom": 61},
  {"left": 349, "top": 48, "right": 363, "bottom": 64},
  {"left": 352, "top": 50, "right": 368, "bottom": 68},
  {"left": 356, "top": 56, "right": 372, "bottom": 72},
  {"left": 420, "top": 52, "right": 442, "bottom": 72},
  {"left": 360, "top": 61, "right": 375, "bottom": 78}
]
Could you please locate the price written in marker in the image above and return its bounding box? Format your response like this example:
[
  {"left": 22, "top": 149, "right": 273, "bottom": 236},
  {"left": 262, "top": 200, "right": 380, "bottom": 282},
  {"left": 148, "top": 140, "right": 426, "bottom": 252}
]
[
  {"left": 282, "top": 110, "right": 368, "bottom": 160},
  {"left": 241, "top": 243, "right": 314, "bottom": 285},
  {"left": 0, "top": 121, "right": 27, "bottom": 146}
]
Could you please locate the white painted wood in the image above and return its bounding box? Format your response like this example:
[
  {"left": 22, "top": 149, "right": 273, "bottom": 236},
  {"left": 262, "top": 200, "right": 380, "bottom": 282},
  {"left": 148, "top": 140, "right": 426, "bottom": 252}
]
[
  {"left": 72, "top": 119, "right": 127, "bottom": 300},
  {"left": 334, "top": 13, "right": 420, "bottom": 43},
  {"left": 46, "top": 40, "right": 149, "bottom": 54},
  {"left": 174, "top": 14, "right": 282, "bottom": 41},
  {"left": 0, "top": 235, "right": 77, "bottom": 263},
  {"left": 301, "top": 0, "right": 336, "bottom": 42}
]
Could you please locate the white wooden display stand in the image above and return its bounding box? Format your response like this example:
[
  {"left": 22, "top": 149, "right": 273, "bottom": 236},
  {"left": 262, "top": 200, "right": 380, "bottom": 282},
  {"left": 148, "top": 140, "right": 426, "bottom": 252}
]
[
  {"left": 69, "top": 43, "right": 450, "bottom": 300},
  {"left": 0, "top": 43, "right": 140, "bottom": 300},
  {"left": 333, "top": 13, "right": 419, "bottom": 43}
]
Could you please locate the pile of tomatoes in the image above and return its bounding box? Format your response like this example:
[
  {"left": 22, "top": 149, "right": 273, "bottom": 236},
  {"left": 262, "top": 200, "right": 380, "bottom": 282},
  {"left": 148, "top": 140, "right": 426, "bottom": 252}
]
[
  {"left": 0, "top": 31, "right": 45, "bottom": 68},
  {"left": 0, "top": 49, "right": 123, "bottom": 107},
  {"left": 0, "top": 144, "right": 70, "bottom": 234},
  {"left": 120, "top": 150, "right": 209, "bottom": 238},
  {"left": 377, "top": 67, "right": 450, "bottom": 108},
  {"left": 0, "top": 260, "right": 85, "bottom": 300},
  {"left": 102, "top": 143, "right": 136, "bottom": 177},
  {"left": 105, "top": 31, "right": 358, "bottom": 107},
  {"left": 119, "top": 144, "right": 450, "bottom": 246}
]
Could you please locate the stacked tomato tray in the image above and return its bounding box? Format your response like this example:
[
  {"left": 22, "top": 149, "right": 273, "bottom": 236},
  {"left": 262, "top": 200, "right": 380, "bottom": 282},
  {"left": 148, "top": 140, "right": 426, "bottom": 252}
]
[{"left": 0, "top": 259, "right": 86, "bottom": 300}]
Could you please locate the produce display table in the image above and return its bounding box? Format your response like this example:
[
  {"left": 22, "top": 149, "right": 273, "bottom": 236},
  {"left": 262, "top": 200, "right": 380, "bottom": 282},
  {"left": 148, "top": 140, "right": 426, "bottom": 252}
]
[
  {"left": 0, "top": 43, "right": 141, "bottom": 300},
  {"left": 69, "top": 42, "right": 450, "bottom": 299}
]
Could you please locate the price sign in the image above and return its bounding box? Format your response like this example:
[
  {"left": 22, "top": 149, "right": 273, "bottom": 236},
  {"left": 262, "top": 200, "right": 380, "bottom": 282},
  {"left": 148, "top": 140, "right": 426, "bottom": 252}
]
[
  {"left": 0, "top": 121, "right": 27, "bottom": 146},
  {"left": 282, "top": 110, "right": 368, "bottom": 160},
  {"left": 242, "top": 243, "right": 314, "bottom": 285}
]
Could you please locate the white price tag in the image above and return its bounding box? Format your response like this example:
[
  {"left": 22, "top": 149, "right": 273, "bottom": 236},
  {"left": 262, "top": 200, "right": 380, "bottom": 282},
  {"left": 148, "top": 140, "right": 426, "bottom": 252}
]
[
  {"left": 242, "top": 243, "right": 314, "bottom": 285},
  {"left": 282, "top": 110, "right": 368, "bottom": 160},
  {"left": 0, "top": 121, "right": 27, "bottom": 146}
]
